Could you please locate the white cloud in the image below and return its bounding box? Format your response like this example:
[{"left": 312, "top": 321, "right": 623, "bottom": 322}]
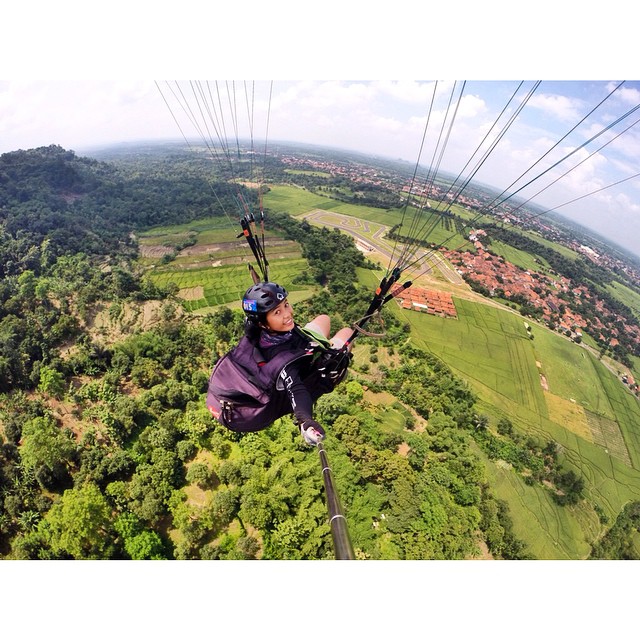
[
  {"left": 373, "top": 80, "right": 439, "bottom": 104},
  {"left": 528, "top": 93, "right": 583, "bottom": 122},
  {"left": 603, "top": 123, "right": 640, "bottom": 162},
  {"left": 613, "top": 82, "right": 640, "bottom": 106},
  {"left": 457, "top": 93, "right": 487, "bottom": 119},
  {"left": 0, "top": 80, "right": 169, "bottom": 152}
]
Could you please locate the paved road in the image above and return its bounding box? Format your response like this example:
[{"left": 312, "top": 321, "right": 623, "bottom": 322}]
[{"left": 301, "top": 209, "right": 464, "bottom": 285}]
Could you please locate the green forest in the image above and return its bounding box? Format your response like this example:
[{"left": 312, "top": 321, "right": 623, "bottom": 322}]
[{"left": 1, "top": 144, "right": 639, "bottom": 560}]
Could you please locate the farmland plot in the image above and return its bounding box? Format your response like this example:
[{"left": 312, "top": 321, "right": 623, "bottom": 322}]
[{"left": 139, "top": 217, "right": 314, "bottom": 314}]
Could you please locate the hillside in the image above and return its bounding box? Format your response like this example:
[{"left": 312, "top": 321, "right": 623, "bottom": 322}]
[{"left": 2, "top": 143, "right": 640, "bottom": 560}]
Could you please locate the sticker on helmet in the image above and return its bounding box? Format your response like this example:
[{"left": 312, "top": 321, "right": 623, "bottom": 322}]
[
  {"left": 277, "top": 292, "right": 285, "bottom": 300},
  {"left": 243, "top": 299, "right": 258, "bottom": 312}
]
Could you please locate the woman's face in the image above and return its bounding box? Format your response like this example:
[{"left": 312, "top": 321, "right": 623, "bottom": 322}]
[{"left": 264, "top": 299, "right": 294, "bottom": 332}]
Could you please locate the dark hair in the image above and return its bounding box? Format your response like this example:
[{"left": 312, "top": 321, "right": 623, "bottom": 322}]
[{"left": 244, "top": 317, "right": 263, "bottom": 344}]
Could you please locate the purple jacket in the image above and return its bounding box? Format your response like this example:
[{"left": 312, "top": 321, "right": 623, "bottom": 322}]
[{"left": 206, "top": 327, "right": 331, "bottom": 432}]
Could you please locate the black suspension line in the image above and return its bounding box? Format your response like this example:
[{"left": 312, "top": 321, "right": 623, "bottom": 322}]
[
  {"left": 436, "top": 81, "right": 540, "bottom": 216},
  {"left": 530, "top": 170, "right": 640, "bottom": 218},
  {"left": 244, "top": 80, "right": 257, "bottom": 182},
  {"left": 156, "top": 80, "right": 274, "bottom": 281},
  {"left": 387, "top": 81, "right": 439, "bottom": 278},
  {"left": 317, "top": 440, "right": 354, "bottom": 560},
  {"left": 506, "top": 112, "right": 640, "bottom": 221},
  {"left": 395, "top": 82, "right": 540, "bottom": 276},
  {"left": 474, "top": 98, "right": 640, "bottom": 229},
  {"left": 155, "top": 80, "right": 251, "bottom": 237},
  {"left": 384, "top": 82, "right": 463, "bottom": 297},
  {"left": 395, "top": 82, "right": 463, "bottom": 272},
  {"left": 435, "top": 81, "right": 526, "bottom": 209},
  {"left": 390, "top": 83, "right": 541, "bottom": 278},
  {"left": 409, "top": 121, "right": 640, "bottom": 284},
  {"left": 388, "top": 165, "right": 640, "bottom": 288}
]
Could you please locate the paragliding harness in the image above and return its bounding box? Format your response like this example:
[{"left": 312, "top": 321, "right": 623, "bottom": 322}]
[{"left": 206, "top": 326, "right": 352, "bottom": 432}]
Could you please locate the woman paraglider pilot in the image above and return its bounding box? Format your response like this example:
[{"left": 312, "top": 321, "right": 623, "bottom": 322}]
[{"left": 207, "top": 282, "right": 353, "bottom": 445}]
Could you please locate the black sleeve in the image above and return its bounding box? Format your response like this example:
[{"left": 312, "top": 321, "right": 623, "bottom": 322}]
[{"left": 279, "top": 359, "right": 314, "bottom": 423}]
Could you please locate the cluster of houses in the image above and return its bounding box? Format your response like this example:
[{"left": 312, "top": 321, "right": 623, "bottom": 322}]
[
  {"left": 280, "top": 155, "right": 390, "bottom": 190},
  {"left": 441, "top": 232, "right": 640, "bottom": 361},
  {"left": 399, "top": 184, "right": 484, "bottom": 212},
  {"left": 622, "top": 373, "right": 640, "bottom": 395},
  {"left": 392, "top": 285, "right": 457, "bottom": 318}
]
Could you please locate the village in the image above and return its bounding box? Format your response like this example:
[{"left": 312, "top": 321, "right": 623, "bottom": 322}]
[
  {"left": 391, "top": 238, "right": 639, "bottom": 395},
  {"left": 445, "top": 231, "right": 639, "bottom": 392}
]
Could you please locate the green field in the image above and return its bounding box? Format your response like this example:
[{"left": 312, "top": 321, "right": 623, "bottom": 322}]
[
  {"left": 140, "top": 216, "right": 316, "bottom": 313},
  {"left": 478, "top": 444, "right": 598, "bottom": 559},
  {"left": 488, "top": 238, "right": 553, "bottom": 273},
  {"left": 149, "top": 258, "right": 312, "bottom": 312},
  {"left": 391, "top": 293, "right": 547, "bottom": 419},
  {"left": 606, "top": 280, "right": 640, "bottom": 321},
  {"left": 138, "top": 216, "right": 238, "bottom": 241},
  {"left": 284, "top": 169, "right": 332, "bottom": 178},
  {"left": 375, "top": 278, "right": 640, "bottom": 552}
]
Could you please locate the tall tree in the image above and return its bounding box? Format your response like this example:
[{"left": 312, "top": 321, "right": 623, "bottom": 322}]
[
  {"left": 39, "top": 483, "right": 115, "bottom": 559},
  {"left": 20, "top": 415, "right": 76, "bottom": 484}
]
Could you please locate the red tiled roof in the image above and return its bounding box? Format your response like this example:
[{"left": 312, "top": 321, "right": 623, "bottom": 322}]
[{"left": 393, "top": 286, "right": 457, "bottom": 318}]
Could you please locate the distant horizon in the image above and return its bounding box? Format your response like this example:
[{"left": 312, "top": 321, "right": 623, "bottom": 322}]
[
  {"left": 5, "top": 133, "right": 638, "bottom": 263},
  {"left": 71, "top": 136, "right": 640, "bottom": 264}
]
